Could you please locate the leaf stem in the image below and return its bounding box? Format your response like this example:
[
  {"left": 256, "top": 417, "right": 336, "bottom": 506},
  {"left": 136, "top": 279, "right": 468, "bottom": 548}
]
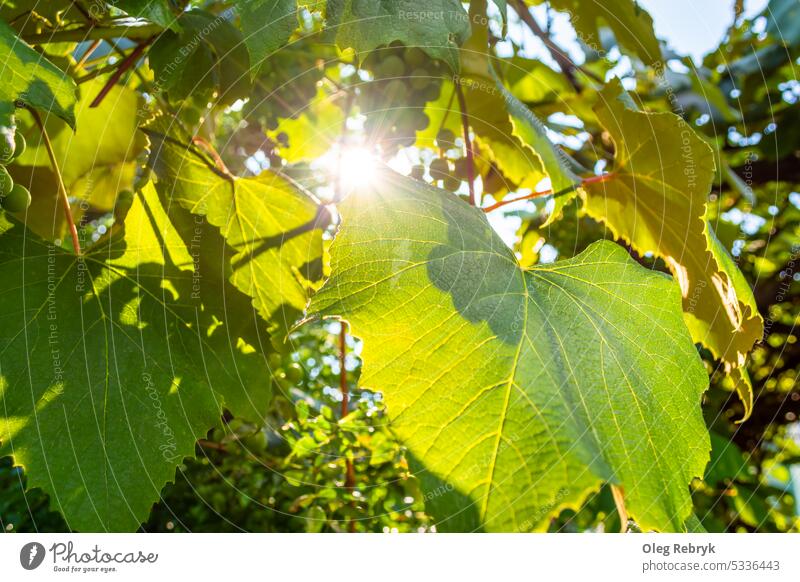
[
  {"left": 29, "top": 108, "right": 82, "bottom": 256},
  {"left": 339, "top": 323, "right": 350, "bottom": 419},
  {"left": 454, "top": 81, "right": 477, "bottom": 206},
  {"left": 339, "top": 321, "right": 356, "bottom": 531},
  {"left": 192, "top": 136, "right": 232, "bottom": 177},
  {"left": 509, "top": 0, "right": 603, "bottom": 88},
  {"left": 89, "top": 37, "right": 154, "bottom": 108},
  {"left": 75, "top": 38, "right": 102, "bottom": 69},
  {"left": 433, "top": 85, "right": 457, "bottom": 142},
  {"left": 610, "top": 485, "right": 629, "bottom": 532},
  {"left": 481, "top": 173, "right": 614, "bottom": 213}
]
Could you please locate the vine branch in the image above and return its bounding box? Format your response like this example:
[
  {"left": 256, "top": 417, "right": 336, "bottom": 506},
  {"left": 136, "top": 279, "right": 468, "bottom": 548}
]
[
  {"left": 23, "top": 23, "right": 162, "bottom": 45},
  {"left": 28, "top": 108, "right": 82, "bottom": 256},
  {"left": 90, "top": 37, "right": 154, "bottom": 108},
  {"left": 509, "top": 0, "right": 603, "bottom": 89},
  {"left": 454, "top": 81, "right": 477, "bottom": 206},
  {"left": 481, "top": 173, "right": 614, "bottom": 213},
  {"left": 339, "top": 321, "right": 356, "bottom": 532}
]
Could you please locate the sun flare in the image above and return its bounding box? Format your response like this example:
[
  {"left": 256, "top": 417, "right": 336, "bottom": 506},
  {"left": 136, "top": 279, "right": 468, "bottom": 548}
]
[{"left": 333, "top": 146, "right": 379, "bottom": 193}]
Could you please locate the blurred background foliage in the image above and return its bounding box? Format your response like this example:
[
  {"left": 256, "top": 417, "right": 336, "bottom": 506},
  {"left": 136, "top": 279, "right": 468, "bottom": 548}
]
[{"left": 1, "top": 0, "right": 798, "bottom": 532}]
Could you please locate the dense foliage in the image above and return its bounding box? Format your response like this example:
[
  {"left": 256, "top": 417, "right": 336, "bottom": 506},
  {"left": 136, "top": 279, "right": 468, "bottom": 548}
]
[{"left": 0, "top": 0, "right": 797, "bottom": 533}]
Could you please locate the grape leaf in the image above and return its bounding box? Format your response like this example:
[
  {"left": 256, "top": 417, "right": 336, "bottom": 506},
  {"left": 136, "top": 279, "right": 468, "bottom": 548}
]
[
  {"left": 0, "top": 185, "right": 272, "bottom": 531},
  {"left": 580, "top": 79, "right": 762, "bottom": 418},
  {"left": 145, "top": 128, "right": 325, "bottom": 324},
  {"left": 308, "top": 168, "right": 710, "bottom": 532},
  {"left": 0, "top": 18, "right": 77, "bottom": 128},
  {"left": 540, "top": 0, "right": 661, "bottom": 65},
  {"left": 324, "top": 0, "right": 471, "bottom": 72},
  {"left": 763, "top": 0, "right": 800, "bottom": 46},
  {"left": 269, "top": 89, "right": 345, "bottom": 163},
  {"left": 236, "top": 0, "right": 298, "bottom": 77},
  {"left": 459, "top": 0, "right": 579, "bottom": 198},
  {"left": 9, "top": 78, "right": 146, "bottom": 239},
  {"left": 116, "top": 0, "right": 180, "bottom": 30},
  {"left": 148, "top": 10, "right": 250, "bottom": 105}
]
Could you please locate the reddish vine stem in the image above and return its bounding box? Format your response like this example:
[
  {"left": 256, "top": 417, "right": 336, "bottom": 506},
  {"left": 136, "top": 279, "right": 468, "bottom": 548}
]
[
  {"left": 434, "top": 85, "right": 457, "bottom": 142},
  {"left": 339, "top": 323, "right": 350, "bottom": 418},
  {"left": 89, "top": 37, "right": 154, "bottom": 108},
  {"left": 339, "top": 322, "right": 356, "bottom": 532},
  {"left": 481, "top": 173, "right": 615, "bottom": 213},
  {"left": 610, "top": 485, "right": 628, "bottom": 533},
  {"left": 75, "top": 38, "right": 101, "bottom": 69},
  {"left": 192, "top": 136, "right": 232, "bottom": 177},
  {"left": 454, "top": 81, "right": 477, "bottom": 206},
  {"left": 509, "top": 0, "right": 603, "bottom": 88},
  {"left": 29, "top": 108, "right": 82, "bottom": 256}
]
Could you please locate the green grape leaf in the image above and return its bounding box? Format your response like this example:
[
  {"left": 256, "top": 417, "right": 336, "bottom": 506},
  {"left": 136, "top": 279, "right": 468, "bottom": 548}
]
[
  {"left": 145, "top": 128, "right": 325, "bottom": 323},
  {"left": 705, "top": 431, "right": 748, "bottom": 485},
  {"left": 236, "top": 0, "right": 298, "bottom": 77},
  {"left": 115, "top": 0, "right": 180, "bottom": 30},
  {"left": 9, "top": 78, "right": 146, "bottom": 240},
  {"left": 541, "top": 0, "right": 661, "bottom": 65},
  {"left": 459, "top": 0, "right": 579, "bottom": 201},
  {"left": 0, "top": 18, "right": 77, "bottom": 128},
  {"left": 580, "top": 79, "right": 762, "bottom": 418},
  {"left": 308, "top": 168, "right": 710, "bottom": 532},
  {"left": 0, "top": 185, "right": 272, "bottom": 531},
  {"left": 269, "top": 89, "right": 345, "bottom": 163},
  {"left": 148, "top": 10, "right": 250, "bottom": 105},
  {"left": 763, "top": 0, "right": 800, "bottom": 46},
  {"left": 324, "top": 0, "right": 471, "bottom": 72}
]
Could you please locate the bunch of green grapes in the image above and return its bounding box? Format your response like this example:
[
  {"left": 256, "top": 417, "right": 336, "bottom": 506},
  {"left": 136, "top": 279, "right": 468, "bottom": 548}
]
[
  {"left": 360, "top": 44, "right": 445, "bottom": 154},
  {"left": 409, "top": 129, "right": 471, "bottom": 192},
  {"left": 0, "top": 131, "right": 31, "bottom": 213},
  {"left": 244, "top": 44, "right": 324, "bottom": 131}
]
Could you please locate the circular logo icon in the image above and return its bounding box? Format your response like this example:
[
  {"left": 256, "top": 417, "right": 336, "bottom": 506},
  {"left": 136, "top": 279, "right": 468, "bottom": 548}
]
[{"left": 19, "top": 542, "right": 46, "bottom": 570}]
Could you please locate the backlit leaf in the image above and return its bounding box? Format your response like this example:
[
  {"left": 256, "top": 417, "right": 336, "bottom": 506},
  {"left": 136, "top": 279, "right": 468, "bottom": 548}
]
[
  {"left": 580, "top": 79, "right": 762, "bottom": 418},
  {"left": 308, "top": 168, "right": 710, "bottom": 532},
  {"left": 0, "top": 185, "right": 271, "bottom": 531},
  {"left": 146, "top": 127, "right": 325, "bottom": 323},
  {"left": 325, "top": 0, "right": 471, "bottom": 72},
  {"left": 0, "top": 18, "right": 77, "bottom": 127}
]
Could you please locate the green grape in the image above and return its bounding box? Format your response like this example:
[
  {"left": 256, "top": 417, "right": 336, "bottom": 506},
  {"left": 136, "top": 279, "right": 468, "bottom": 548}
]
[
  {"left": 443, "top": 173, "right": 461, "bottom": 192},
  {"left": 268, "top": 352, "right": 283, "bottom": 372},
  {"left": 286, "top": 362, "right": 304, "bottom": 383},
  {"left": 409, "top": 68, "right": 429, "bottom": 90},
  {"left": 404, "top": 47, "right": 427, "bottom": 68},
  {"left": 11, "top": 132, "right": 25, "bottom": 160},
  {"left": 394, "top": 133, "right": 416, "bottom": 148},
  {"left": 410, "top": 164, "right": 425, "bottom": 180},
  {"left": 384, "top": 79, "right": 409, "bottom": 104},
  {"left": 0, "top": 132, "right": 13, "bottom": 164},
  {"left": 408, "top": 110, "right": 429, "bottom": 131},
  {"left": 243, "top": 42, "right": 324, "bottom": 129},
  {"left": 482, "top": 167, "right": 508, "bottom": 195},
  {"left": 421, "top": 82, "right": 441, "bottom": 102},
  {"left": 241, "top": 431, "right": 268, "bottom": 451},
  {"left": 429, "top": 158, "right": 451, "bottom": 181},
  {"left": 378, "top": 55, "right": 405, "bottom": 79},
  {"left": 0, "top": 165, "right": 12, "bottom": 197},
  {"left": 0, "top": 183, "right": 30, "bottom": 213},
  {"left": 392, "top": 110, "right": 413, "bottom": 131},
  {"left": 453, "top": 157, "right": 470, "bottom": 180},
  {"left": 436, "top": 128, "right": 456, "bottom": 149}
]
